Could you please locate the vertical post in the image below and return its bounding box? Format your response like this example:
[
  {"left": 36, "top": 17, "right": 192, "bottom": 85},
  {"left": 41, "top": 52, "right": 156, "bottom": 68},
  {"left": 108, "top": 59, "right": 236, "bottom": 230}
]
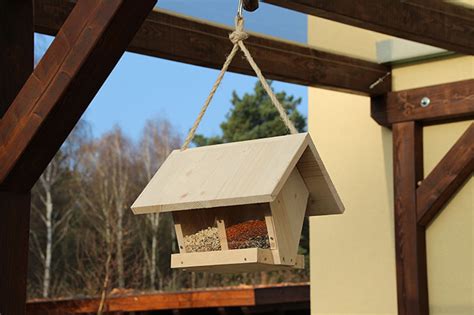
[
  {"left": 0, "top": 192, "right": 32, "bottom": 315},
  {"left": 392, "top": 121, "right": 429, "bottom": 315},
  {"left": 0, "top": 0, "right": 34, "bottom": 117},
  {"left": 0, "top": 1, "right": 34, "bottom": 314}
]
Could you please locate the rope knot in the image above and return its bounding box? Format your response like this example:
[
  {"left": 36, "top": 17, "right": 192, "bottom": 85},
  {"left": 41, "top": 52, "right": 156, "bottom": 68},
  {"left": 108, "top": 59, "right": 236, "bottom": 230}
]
[
  {"left": 229, "top": 29, "right": 248, "bottom": 44},
  {"left": 229, "top": 16, "right": 248, "bottom": 44}
]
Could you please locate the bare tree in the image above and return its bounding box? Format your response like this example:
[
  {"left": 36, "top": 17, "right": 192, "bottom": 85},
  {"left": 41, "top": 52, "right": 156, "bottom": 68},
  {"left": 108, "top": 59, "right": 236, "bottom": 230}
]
[
  {"left": 30, "top": 122, "right": 88, "bottom": 298},
  {"left": 137, "top": 118, "right": 181, "bottom": 289},
  {"left": 76, "top": 126, "right": 135, "bottom": 295}
]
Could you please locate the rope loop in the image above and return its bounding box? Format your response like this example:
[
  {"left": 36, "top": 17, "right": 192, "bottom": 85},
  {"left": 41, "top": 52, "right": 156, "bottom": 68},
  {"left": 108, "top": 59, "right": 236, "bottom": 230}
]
[{"left": 181, "top": 15, "right": 297, "bottom": 151}]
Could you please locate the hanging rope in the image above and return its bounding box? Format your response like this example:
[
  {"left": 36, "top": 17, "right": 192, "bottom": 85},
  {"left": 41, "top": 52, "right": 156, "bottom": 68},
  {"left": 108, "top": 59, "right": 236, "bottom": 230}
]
[{"left": 181, "top": 16, "right": 298, "bottom": 150}]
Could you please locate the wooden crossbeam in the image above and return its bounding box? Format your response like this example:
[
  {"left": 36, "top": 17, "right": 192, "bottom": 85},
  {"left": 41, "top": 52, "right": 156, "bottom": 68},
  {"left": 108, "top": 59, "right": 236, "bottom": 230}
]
[
  {"left": 0, "top": 0, "right": 157, "bottom": 192},
  {"left": 26, "top": 285, "right": 309, "bottom": 314},
  {"left": 392, "top": 122, "right": 428, "bottom": 315},
  {"left": 371, "top": 79, "right": 474, "bottom": 126},
  {"left": 263, "top": 0, "right": 474, "bottom": 55},
  {"left": 34, "top": 0, "right": 391, "bottom": 96},
  {"left": 417, "top": 123, "right": 474, "bottom": 226}
]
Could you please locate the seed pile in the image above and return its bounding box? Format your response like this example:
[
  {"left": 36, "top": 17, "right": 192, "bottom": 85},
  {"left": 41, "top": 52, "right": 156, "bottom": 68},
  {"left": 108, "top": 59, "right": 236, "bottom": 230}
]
[
  {"left": 226, "top": 220, "right": 270, "bottom": 250},
  {"left": 184, "top": 227, "right": 221, "bottom": 252}
]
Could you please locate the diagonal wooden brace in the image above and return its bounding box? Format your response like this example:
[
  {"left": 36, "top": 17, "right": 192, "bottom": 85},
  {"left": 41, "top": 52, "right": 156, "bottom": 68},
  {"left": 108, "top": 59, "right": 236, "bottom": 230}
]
[
  {"left": 417, "top": 123, "right": 474, "bottom": 226},
  {"left": 0, "top": 0, "right": 157, "bottom": 192}
]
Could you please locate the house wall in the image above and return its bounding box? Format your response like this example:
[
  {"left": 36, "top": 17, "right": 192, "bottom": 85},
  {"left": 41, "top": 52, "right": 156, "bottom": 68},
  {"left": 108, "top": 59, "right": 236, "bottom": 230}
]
[{"left": 307, "top": 16, "right": 473, "bottom": 315}]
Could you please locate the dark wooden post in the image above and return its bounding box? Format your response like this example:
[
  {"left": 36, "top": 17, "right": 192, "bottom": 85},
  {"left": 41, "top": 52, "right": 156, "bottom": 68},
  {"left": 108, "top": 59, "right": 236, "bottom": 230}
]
[
  {"left": 0, "top": 0, "right": 33, "bottom": 117},
  {"left": 392, "top": 122, "right": 429, "bottom": 315},
  {"left": 0, "top": 1, "right": 33, "bottom": 314},
  {"left": 0, "top": 192, "right": 32, "bottom": 315}
]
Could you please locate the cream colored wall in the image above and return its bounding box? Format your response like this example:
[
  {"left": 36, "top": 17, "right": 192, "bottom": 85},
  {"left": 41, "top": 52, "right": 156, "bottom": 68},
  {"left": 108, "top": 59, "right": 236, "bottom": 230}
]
[
  {"left": 308, "top": 15, "right": 473, "bottom": 315},
  {"left": 308, "top": 89, "right": 397, "bottom": 315}
]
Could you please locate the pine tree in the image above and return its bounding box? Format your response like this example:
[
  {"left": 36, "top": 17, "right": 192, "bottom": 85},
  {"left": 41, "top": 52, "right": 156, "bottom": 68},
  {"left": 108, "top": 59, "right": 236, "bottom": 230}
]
[{"left": 193, "top": 81, "right": 306, "bottom": 146}]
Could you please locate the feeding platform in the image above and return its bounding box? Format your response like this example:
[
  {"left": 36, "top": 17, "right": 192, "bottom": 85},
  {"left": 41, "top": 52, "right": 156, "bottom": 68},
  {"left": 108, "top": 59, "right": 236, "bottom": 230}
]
[{"left": 132, "top": 133, "right": 344, "bottom": 272}]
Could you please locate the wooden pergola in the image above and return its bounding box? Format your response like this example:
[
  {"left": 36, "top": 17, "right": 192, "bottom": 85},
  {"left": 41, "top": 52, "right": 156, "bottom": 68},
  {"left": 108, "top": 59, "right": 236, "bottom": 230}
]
[{"left": 0, "top": 1, "right": 472, "bottom": 314}]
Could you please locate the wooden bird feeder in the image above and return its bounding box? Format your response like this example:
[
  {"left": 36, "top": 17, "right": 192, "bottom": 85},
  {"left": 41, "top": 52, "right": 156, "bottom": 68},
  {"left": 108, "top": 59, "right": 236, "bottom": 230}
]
[{"left": 132, "top": 133, "right": 344, "bottom": 272}]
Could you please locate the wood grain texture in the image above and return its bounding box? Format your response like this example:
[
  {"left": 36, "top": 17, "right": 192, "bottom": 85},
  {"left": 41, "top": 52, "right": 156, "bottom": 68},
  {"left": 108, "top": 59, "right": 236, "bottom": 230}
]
[
  {"left": 417, "top": 123, "right": 474, "bottom": 226},
  {"left": 132, "top": 133, "right": 343, "bottom": 216},
  {"left": 269, "top": 168, "right": 308, "bottom": 264},
  {"left": 298, "top": 140, "right": 345, "bottom": 216},
  {"left": 0, "top": 0, "right": 157, "bottom": 192},
  {"left": 0, "top": 192, "right": 31, "bottom": 315},
  {"left": 264, "top": 0, "right": 474, "bottom": 55},
  {"left": 392, "top": 122, "right": 428, "bottom": 315},
  {"left": 171, "top": 248, "right": 304, "bottom": 272},
  {"left": 34, "top": 0, "right": 391, "bottom": 96},
  {"left": 27, "top": 284, "right": 310, "bottom": 314},
  {"left": 254, "top": 284, "right": 309, "bottom": 305},
  {"left": 372, "top": 80, "right": 474, "bottom": 126},
  {"left": 0, "top": 0, "right": 33, "bottom": 118},
  {"left": 0, "top": 2, "right": 33, "bottom": 315}
]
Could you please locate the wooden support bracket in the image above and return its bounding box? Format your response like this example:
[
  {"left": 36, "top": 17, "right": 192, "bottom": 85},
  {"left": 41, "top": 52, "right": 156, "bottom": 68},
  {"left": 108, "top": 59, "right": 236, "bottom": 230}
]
[
  {"left": 417, "top": 123, "right": 474, "bottom": 226},
  {"left": 372, "top": 80, "right": 474, "bottom": 127}
]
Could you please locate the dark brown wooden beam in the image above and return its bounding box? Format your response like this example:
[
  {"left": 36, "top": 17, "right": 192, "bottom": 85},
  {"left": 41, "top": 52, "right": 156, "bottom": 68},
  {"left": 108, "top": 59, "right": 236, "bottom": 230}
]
[
  {"left": 34, "top": 0, "right": 391, "bottom": 96},
  {"left": 254, "top": 284, "right": 309, "bottom": 305},
  {"left": 392, "top": 122, "right": 428, "bottom": 315},
  {"left": 0, "top": 0, "right": 157, "bottom": 192},
  {"left": 0, "top": 1, "right": 33, "bottom": 315},
  {"left": 417, "top": 123, "right": 474, "bottom": 226},
  {"left": 0, "top": 192, "right": 32, "bottom": 315},
  {"left": 27, "top": 289, "right": 254, "bottom": 314},
  {"left": 26, "top": 285, "right": 310, "bottom": 314},
  {"left": 263, "top": 0, "right": 474, "bottom": 55},
  {"left": 0, "top": 0, "right": 33, "bottom": 117},
  {"left": 372, "top": 80, "right": 474, "bottom": 126}
]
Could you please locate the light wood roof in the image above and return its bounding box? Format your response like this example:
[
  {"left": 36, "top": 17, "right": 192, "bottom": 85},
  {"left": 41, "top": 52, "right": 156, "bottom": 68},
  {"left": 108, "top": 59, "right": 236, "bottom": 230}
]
[{"left": 132, "top": 133, "right": 344, "bottom": 216}]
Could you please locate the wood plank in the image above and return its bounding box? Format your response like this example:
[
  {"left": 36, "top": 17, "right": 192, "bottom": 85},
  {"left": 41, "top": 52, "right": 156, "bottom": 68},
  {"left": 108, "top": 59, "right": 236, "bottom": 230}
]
[
  {"left": 132, "top": 133, "right": 343, "bottom": 216},
  {"left": 216, "top": 216, "right": 229, "bottom": 250},
  {"left": 132, "top": 134, "right": 308, "bottom": 214},
  {"left": 299, "top": 140, "right": 345, "bottom": 215},
  {"left": 34, "top": 0, "right": 391, "bottom": 96},
  {"left": 392, "top": 122, "right": 428, "bottom": 315},
  {"left": 171, "top": 248, "right": 304, "bottom": 272},
  {"left": 27, "top": 288, "right": 256, "bottom": 314},
  {"left": 417, "top": 123, "right": 474, "bottom": 226},
  {"left": 254, "top": 285, "right": 309, "bottom": 305},
  {"left": 0, "top": 0, "right": 33, "bottom": 118},
  {"left": 0, "top": 192, "right": 31, "bottom": 315},
  {"left": 372, "top": 80, "right": 474, "bottom": 126},
  {"left": 269, "top": 168, "right": 308, "bottom": 265},
  {"left": 264, "top": 0, "right": 474, "bottom": 55},
  {"left": 0, "top": 0, "right": 157, "bottom": 192},
  {"left": 27, "top": 284, "right": 310, "bottom": 314}
]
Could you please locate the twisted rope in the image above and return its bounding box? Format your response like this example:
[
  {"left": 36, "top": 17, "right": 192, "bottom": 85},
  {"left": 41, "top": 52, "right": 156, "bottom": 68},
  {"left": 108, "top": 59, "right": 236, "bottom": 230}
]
[{"left": 181, "top": 17, "right": 297, "bottom": 150}]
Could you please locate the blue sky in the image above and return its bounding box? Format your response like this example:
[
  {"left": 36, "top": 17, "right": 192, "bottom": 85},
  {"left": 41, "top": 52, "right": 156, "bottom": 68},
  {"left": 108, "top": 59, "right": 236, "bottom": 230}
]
[{"left": 35, "top": 1, "right": 308, "bottom": 141}]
